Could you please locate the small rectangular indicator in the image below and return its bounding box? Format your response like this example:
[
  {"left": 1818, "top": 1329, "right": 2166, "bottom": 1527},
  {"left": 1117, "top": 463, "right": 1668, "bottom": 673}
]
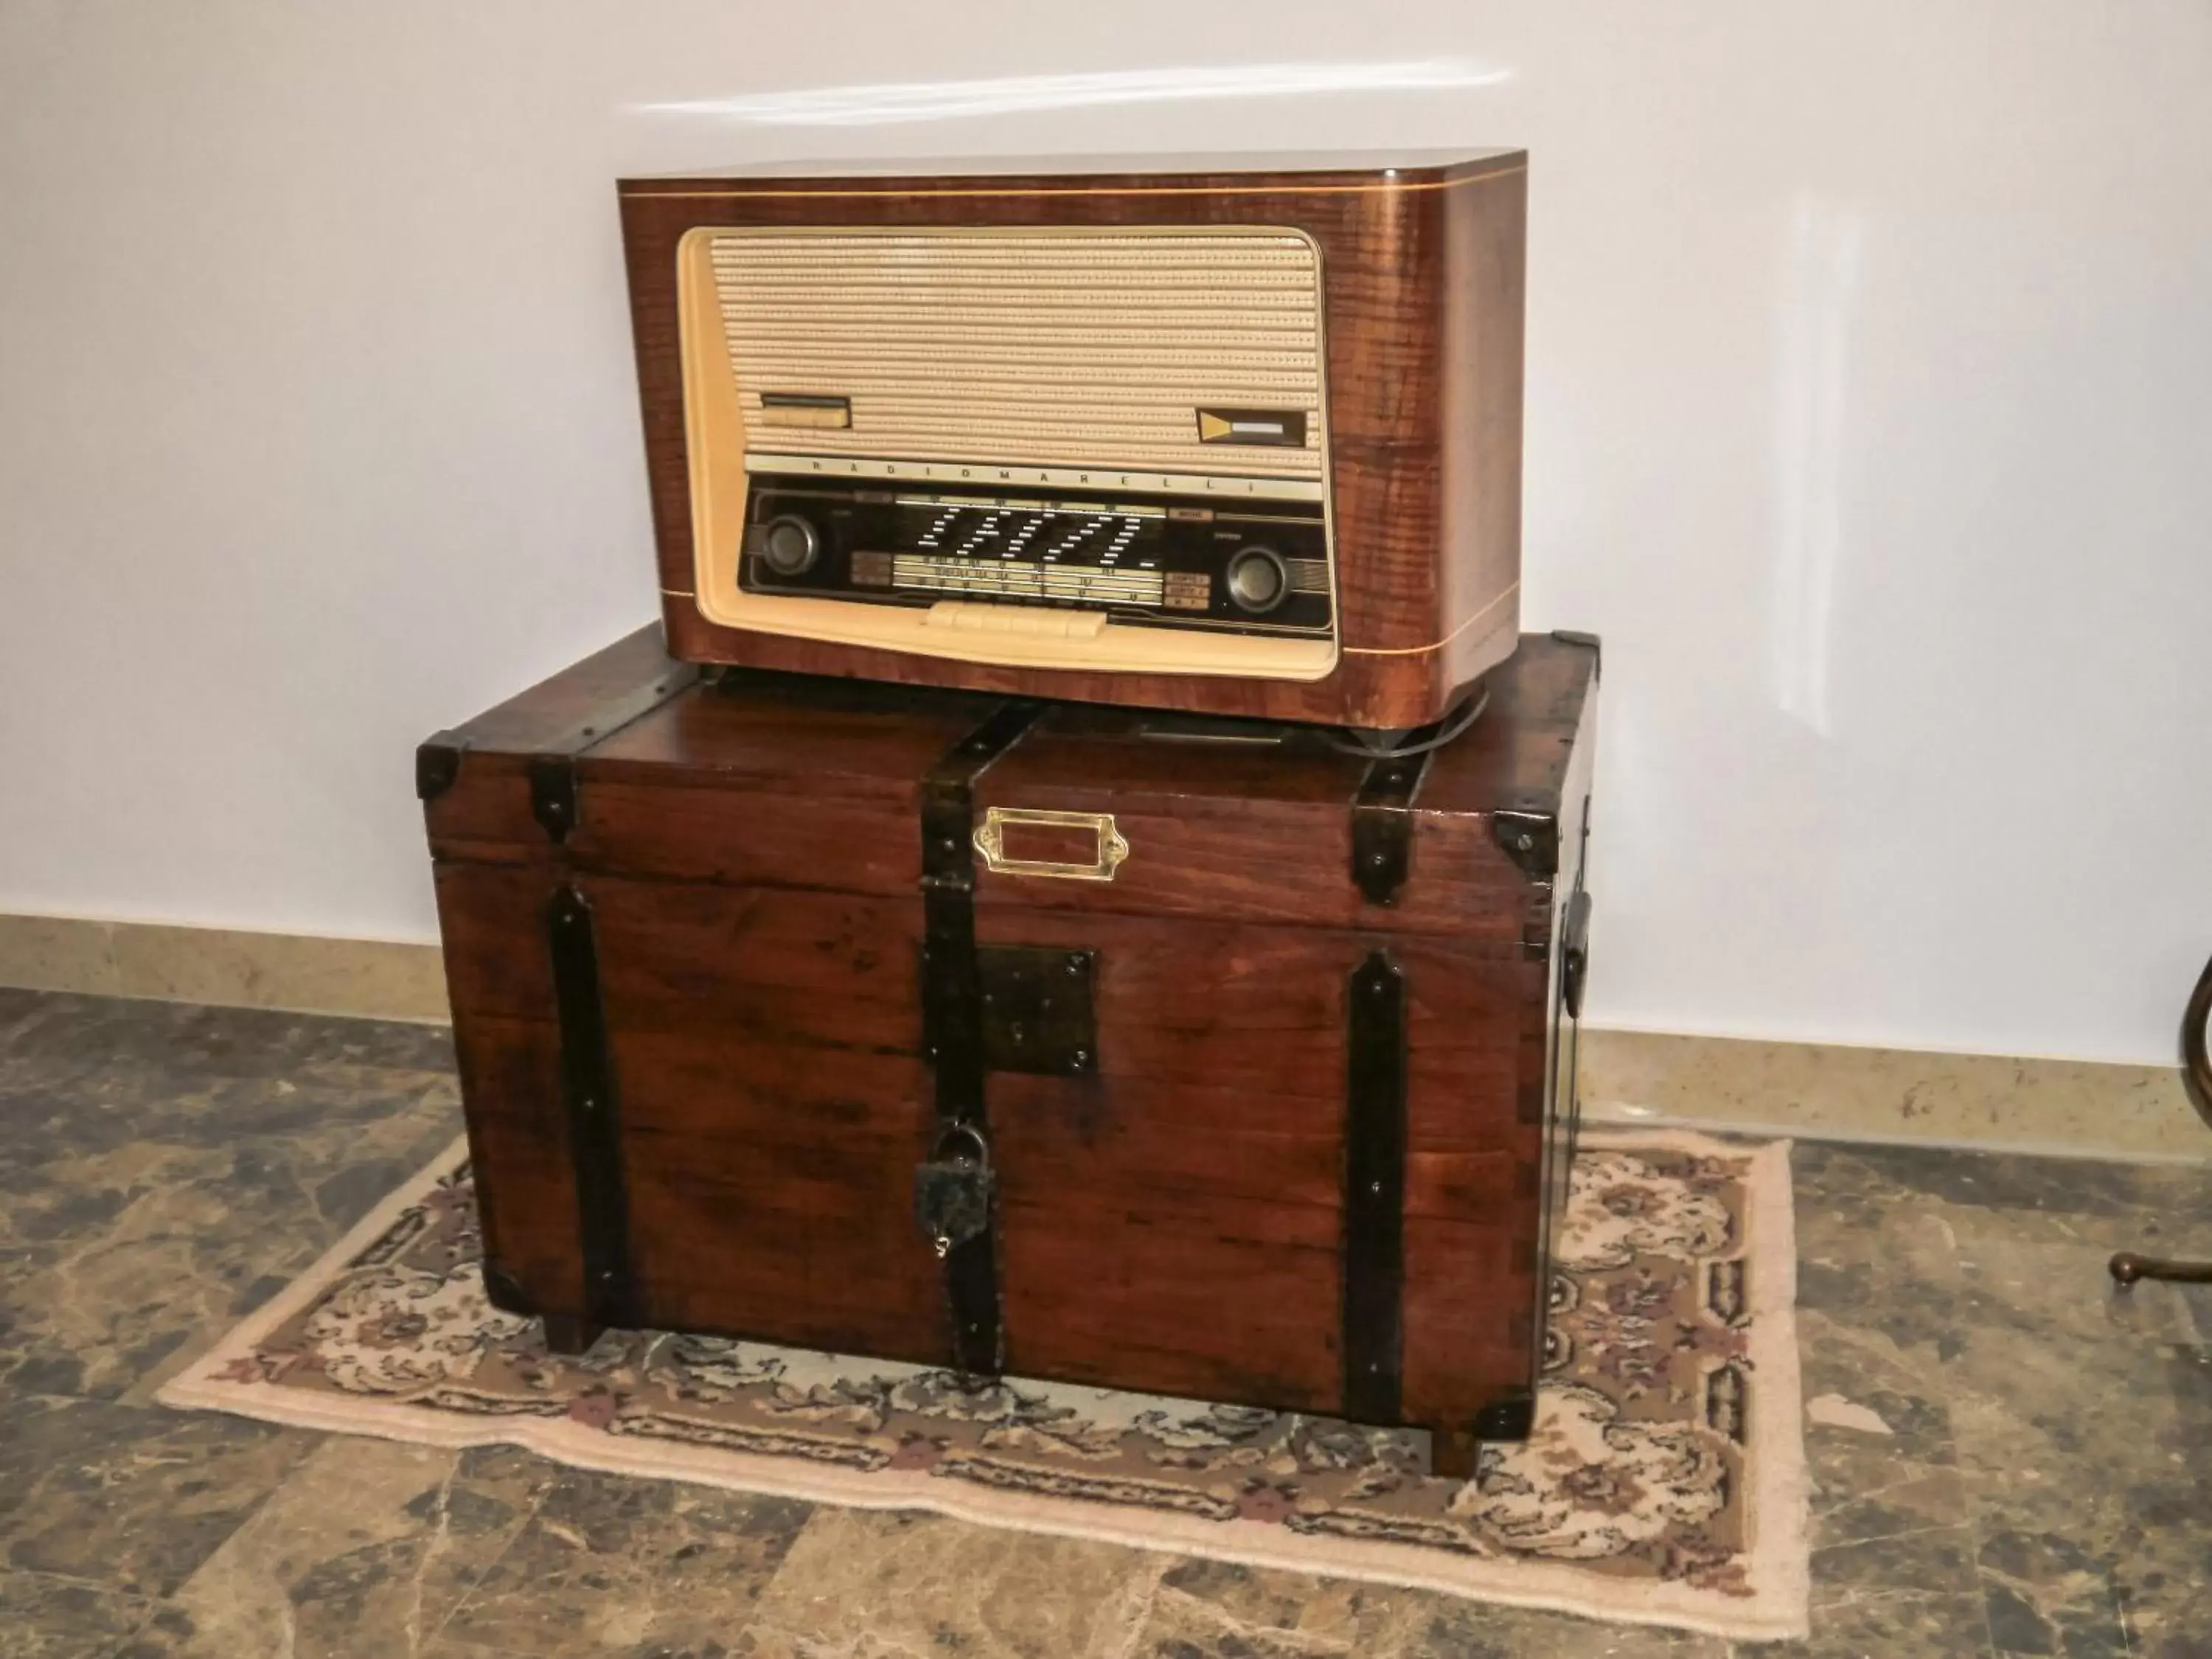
[
  {"left": 760, "top": 392, "right": 852, "bottom": 430},
  {"left": 1162, "top": 571, "right": 1212, "bottom": 612},
  {"left": 1196, "top": 408, "right": 1308, "bottom": 448}
]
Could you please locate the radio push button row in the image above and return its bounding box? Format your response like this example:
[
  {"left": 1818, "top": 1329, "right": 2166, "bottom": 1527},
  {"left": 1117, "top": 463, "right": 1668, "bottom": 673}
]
[
  {"left": 1224, "top": 546, "right": 1290, "bottom": 615},
  {"left": 759, "top": 514, "right": 821, "bottom": 577},
  {"left": 925, "top": 602, "right": 1109, "bottom": 640}
]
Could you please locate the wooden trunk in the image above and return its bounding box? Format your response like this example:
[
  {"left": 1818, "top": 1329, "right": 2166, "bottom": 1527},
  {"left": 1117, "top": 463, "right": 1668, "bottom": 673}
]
[{"left": 419, "top": 627, "right": 1597, "bottom": 1477}]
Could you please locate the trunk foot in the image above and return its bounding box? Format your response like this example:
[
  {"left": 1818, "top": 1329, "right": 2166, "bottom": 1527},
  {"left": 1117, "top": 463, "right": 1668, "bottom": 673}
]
[
  {"left": 1430, "top": 1427, "right": 1481, "bottom": 1482},
  {"left": 541, "top": 1314, "right": 606, "bottom": 1355}
]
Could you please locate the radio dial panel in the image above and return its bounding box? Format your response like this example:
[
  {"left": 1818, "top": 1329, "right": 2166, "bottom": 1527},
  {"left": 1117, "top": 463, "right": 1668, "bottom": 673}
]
[{"left": 738, "top": 474, "right": 1332, "bottom": 641}]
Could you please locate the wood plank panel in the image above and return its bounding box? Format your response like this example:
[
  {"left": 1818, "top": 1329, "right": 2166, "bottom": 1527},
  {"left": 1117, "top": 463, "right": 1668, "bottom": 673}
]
[
  {"left": 464, "top": 1108, "right": 585, "bottom": 1315},
  {"left": 970, "top": 798, "right": 1523, "bottom": 939},
  {"left": 571, "top": 785, "right": 922, "bottom": 898},
  {"left": 999, "top": 1193, "right": 1340, "bottom": 1410},
  {"left": 585, "top": 670, "right": 1000, "bottom": 789},
  {"left": 447, "top": 1010, "right": 579, "bottom": 1315},
  {"left": 585, "top": 881, "right": 925, "bottom": 1054},
  {"left": 434, "top": 863, "right": 557, "bottom": 1020},
  {"left": 1400, "top": 1214, "right": 1537, "bottom": 1422},
  {"left": 623, "top": 1124, "right": 946, "bottom": 1363},
  {"left": 611, "top": 1034, "right": 930, "bottom": 1231},
  {"left": 991, "top": 1074, "right": 1342, "bottom": 1209},
  {"left": 611, "top": 1027, "right": 931, "bottom": 1139}
]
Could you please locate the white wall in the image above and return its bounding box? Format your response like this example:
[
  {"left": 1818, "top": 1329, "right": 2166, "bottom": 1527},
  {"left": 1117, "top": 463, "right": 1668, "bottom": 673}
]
[{"left": 2, "top": 1, "right": 2208, "bottom": 1065}]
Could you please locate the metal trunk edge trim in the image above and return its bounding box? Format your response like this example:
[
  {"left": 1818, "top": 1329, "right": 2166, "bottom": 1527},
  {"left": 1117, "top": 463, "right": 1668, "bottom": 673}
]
[
  {"left": 917, "top": 698, "right": 1045, "bottom": 1375},
  {"left": 1343, "top": 948, "right": 1408, "bottom": 1422},
  {"left": 547, "top": 884, "right": 636, "bottom": 1329}
]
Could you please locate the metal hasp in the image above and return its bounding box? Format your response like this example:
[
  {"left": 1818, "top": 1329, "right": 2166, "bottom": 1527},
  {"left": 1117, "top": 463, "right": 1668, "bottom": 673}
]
[
  {"left": 979, "top": 947, "right": 1098, "bottom": 1076},
  {"left": 2109, "top": 950, "right": 2212, "bottom": 1289},
  {"left": 917, "top": 699, "right": 1043, "bottom": 1374},
  {"left": 546, "top": 884, "right": 636, "bottom": 1333},
  {"left": 1351, "top": 749, "right": 1434, "bottom": 905},
  {"left": 416, "top": 734, "right": 464, "bottom": 801},
  {"left": 1342, "top": 950, "right": 1408, "bottom": 1424}
]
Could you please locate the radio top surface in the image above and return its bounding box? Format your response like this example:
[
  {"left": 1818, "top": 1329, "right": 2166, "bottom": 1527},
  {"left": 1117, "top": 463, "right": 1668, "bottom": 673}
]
[{"left": 623, "top": 150, "right": 1520, "bottom": 184}]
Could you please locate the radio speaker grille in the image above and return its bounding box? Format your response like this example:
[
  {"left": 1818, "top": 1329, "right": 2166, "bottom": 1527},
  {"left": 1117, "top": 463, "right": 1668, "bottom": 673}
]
[{"left": 707, "top": 232, "right": 1325, "bottom": 480}]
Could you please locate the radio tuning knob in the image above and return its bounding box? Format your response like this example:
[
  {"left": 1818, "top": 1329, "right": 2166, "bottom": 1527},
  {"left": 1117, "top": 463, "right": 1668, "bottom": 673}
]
[
  {"left": 1223, "top": 545, "right": 1290, "bottom": 615},
  {"left": 759, "top": 514, "right": 821, "bottom": 577}
]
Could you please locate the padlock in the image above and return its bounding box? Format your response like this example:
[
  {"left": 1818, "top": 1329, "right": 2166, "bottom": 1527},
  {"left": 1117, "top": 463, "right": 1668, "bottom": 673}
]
[{"left": 914, "top": 1122, "right": 994, "bottom": 1259}]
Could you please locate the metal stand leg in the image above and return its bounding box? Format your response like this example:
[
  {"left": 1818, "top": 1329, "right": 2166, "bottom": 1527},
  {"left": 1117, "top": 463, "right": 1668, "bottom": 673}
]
[
  {"left": 2110, "top": 1253, "right": 2212, "bottom": 1287},
  {"left": 2110, "top": 953, "right": 2212, "bottom": 1293}
]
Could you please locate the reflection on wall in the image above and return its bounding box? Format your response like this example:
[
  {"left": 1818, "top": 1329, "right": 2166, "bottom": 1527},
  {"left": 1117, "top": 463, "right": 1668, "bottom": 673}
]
[
  {"left": 630, "top": 61, "right": 1511, "bottom": 128},
  {"left": 1770, "top": 193, "right": 1863, "bottom": 740}
]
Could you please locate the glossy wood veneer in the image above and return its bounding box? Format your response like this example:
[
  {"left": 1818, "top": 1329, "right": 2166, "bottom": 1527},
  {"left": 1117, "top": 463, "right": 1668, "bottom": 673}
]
[{"left": 619, "top": 155, "right": 1527, "bottom": 729}]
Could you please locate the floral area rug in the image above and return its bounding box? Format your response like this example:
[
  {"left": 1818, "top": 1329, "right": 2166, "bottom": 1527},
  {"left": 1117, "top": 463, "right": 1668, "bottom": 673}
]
[{"left": 160, "top": 1129, "right": 1807, "bottom": 1641}]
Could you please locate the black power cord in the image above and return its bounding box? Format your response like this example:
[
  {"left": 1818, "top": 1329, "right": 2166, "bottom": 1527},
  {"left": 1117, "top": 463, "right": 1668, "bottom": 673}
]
[{"left": 1321, "top": 682, "right": 1492, "bottom": 760}]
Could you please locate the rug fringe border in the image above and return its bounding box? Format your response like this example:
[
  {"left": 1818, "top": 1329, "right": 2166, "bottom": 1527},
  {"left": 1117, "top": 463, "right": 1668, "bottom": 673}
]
[{"left": 157, "top": 1127, "right": 1810, "bottom": 1644}]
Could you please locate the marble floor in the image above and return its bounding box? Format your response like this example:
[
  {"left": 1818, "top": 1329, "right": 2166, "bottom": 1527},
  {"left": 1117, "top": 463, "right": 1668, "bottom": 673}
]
[{"left": 1, "top": 987, "right": 2208, "bottom": 1658}]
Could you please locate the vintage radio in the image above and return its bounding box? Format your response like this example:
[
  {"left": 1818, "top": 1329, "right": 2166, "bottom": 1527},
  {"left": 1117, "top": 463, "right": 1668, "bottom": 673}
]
[{"left": 618, "top": 152, "right": 1527, "bottom": 735}]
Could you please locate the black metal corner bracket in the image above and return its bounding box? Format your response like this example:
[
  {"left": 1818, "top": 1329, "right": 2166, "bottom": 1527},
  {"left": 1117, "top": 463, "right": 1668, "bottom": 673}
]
[
  {"left": 1561, "top": 888, "right": 1593, "bottom": 1021},
  {"left": 917, "top": 699, "right": 1044, "bottom": 1377},
  {"left": 530, "top": 757, "right": 580, "bottom": 844},
  {"left": 479, "top": 1259, "right": 537, "bottom": 1318},
  {"left": 1343, "top": 950, "right": 1408, "bottom": 1424},
  {"left": 1548, "top": 629, "right": 1603, "bottom": 680},
  {"left": 1351, "top": 748, "right": 1435, "bottom": 905},
  {"left": 528, "top": 660, "right": 703, "bottom": 846},
  {"left": 1491, "top": 810, "right": 1560, "bottom": 879},
  {"left": 546, "top": 884, "right": 636, "bottom": 1330},
  {"left": 416, "top": 735, "right": 465, "bottom": 802},
  {"left": 1472, "top": 1389, "right": 1536, "bottom": 1443}
]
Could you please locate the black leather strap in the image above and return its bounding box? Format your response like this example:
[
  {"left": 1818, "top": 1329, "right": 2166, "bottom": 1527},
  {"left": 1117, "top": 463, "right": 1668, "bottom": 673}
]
[
  {"left": 918, "top": 700, "right": 1043, "bottom": 1374},
  {"left": 1343, "top": 949, "right": 1408, "bottom": 1422},
  {"left": 548, "top": 884, "right": 635, "bottom": 1330}
]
